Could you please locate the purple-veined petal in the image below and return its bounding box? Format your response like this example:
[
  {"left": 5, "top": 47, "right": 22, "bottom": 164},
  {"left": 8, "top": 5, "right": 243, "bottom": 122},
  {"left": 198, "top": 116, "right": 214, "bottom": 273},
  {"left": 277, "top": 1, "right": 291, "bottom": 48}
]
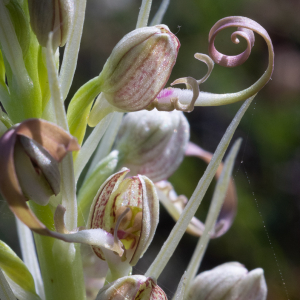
[{"left": 130, "top": 175, "right": 159, "bottom": 265}]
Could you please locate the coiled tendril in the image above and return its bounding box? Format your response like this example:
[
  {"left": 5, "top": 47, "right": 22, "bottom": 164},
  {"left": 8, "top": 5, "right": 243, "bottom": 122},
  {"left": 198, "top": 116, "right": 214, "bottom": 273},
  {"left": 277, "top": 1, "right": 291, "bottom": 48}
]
[{"left": 149, "top": 16, "right": 274, "bottom": 111}]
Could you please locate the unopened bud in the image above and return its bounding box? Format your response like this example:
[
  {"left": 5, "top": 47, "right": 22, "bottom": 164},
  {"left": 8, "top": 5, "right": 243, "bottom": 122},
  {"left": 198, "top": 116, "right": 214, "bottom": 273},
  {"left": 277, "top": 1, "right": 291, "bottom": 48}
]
[
  {"left": 96, "top": 275, "right": 167, "bottom": 300},
  {"left": 89, "top": 25, "right": 180, "bottom": 125},
  {"left": 28, "top": 0, "right": 74, "bottom": 49},
  {"left": 187, "top": 262, "right": 267, "bottom": 300},
  {"left": 115, "top": 110, "right": 189, "bottom": 182},
  {"left": 88, "top": 168, "right": 159, "bottom": 266}
]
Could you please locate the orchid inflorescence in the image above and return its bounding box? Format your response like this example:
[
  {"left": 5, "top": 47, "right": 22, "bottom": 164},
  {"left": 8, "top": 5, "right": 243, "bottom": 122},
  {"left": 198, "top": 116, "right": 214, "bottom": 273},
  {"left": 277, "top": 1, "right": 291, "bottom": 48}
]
[{"left": 0, "top": 0, "right": 274, "bottom": 300}]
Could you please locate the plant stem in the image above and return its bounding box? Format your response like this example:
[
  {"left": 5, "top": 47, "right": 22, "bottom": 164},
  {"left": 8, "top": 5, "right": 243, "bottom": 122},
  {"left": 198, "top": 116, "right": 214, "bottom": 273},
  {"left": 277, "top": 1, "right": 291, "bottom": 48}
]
[
  {"left": 30, "top": 202, "right": 86, "bottom": 300},
  {"left": 136, "top": 0, "right": 152, "bottom": 28}
]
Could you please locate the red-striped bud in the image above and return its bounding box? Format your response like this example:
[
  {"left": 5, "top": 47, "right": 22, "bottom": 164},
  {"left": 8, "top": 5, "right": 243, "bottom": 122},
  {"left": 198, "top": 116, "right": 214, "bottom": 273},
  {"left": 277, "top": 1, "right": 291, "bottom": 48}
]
[
  {"left": 88, "top": 25, "right": 180, "bottom": 126},
  {"left": 96, "top": 275, "right": 167, "bottom": 300}
]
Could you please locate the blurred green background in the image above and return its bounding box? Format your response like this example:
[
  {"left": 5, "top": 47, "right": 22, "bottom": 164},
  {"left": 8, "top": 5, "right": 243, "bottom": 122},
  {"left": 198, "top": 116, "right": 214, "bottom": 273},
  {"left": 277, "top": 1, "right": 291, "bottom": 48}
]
[{"left": 1, "top": 0, "right": 299, "bottom": 299}]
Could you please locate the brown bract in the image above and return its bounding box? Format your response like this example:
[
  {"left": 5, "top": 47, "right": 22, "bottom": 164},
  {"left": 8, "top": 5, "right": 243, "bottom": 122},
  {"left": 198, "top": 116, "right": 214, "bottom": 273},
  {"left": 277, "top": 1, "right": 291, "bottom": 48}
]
[{"left": 0, "top": 119, "right": 79, "bottom": 234}]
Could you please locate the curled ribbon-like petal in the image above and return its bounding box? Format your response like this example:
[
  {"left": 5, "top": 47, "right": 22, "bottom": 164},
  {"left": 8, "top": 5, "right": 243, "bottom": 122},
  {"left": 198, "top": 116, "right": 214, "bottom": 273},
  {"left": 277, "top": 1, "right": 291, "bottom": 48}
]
[
  {"left": 156, "top": 141, "right": 237, "bottom": 238},
  {"left": 185, "top": 142, "right": 237, "bottom": 238}
]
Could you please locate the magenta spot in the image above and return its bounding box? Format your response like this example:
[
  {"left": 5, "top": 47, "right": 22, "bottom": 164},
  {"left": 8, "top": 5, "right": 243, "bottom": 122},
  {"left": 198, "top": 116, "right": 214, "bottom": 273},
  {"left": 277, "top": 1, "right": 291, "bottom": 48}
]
[{"left": 157, "top": 88, "right": 174, "bottom": 99}]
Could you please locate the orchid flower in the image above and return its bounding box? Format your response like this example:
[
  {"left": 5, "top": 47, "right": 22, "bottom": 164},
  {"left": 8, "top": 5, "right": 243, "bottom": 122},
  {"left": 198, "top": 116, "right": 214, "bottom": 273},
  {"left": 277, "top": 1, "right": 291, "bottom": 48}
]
[{"left": 0, "top": 0, "right": 275, "bottom": 300}]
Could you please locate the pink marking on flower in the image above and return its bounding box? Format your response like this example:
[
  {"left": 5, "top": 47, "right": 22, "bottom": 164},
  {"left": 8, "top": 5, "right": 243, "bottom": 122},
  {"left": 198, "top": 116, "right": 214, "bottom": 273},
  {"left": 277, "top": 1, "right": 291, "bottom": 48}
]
[{"left": 157, "top": 88, "right": 174, "bottom": 100}]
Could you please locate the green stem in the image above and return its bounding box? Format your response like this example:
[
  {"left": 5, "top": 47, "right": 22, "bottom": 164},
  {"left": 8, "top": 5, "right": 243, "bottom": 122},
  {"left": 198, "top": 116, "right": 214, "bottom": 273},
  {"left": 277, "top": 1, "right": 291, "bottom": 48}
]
[
  {"left": 136, "top": 0, "right": 152, "bottom": 28},
  {"left": 30, "top": 202, "right": 86, "bottom": 300},
  {"left": 67, "top": 77, "right": 102, "bottom": 146}
]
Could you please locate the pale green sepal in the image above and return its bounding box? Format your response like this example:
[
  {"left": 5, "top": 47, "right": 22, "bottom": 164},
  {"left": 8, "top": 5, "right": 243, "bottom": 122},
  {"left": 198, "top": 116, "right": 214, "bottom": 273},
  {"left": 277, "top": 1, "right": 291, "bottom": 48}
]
[
  {"left": 45, "top": 33, "right": 68, "bottom": 130},
  {"left": 0, "top": 240, "right": 36, "bottom": 295},
  {"left": 77, "top": 150, "right": 119, "bottom": 227},
  {"left": 67, "top": 76, "right": 102, "bottom": 145},
  {"left": 88, "top": 92, "right": 120, "bottom": 127},
  {"left": 0, "top": 268, "right": 16, "bottom": 300},
  {"left": 59, "top": 0, "right": 87, "bottom": 101},
  {"left": 4, "top": 275, "right": 41, "bottom": 300},
  {"left": 5, "top": 0, "right": 31, "bottom": 57}
]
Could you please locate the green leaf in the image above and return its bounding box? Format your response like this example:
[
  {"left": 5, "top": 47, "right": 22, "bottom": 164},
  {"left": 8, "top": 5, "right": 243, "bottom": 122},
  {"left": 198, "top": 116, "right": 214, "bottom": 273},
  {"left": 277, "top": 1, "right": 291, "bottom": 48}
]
[
  {"left": 67, "top": 77, "right": 102, "bottom": 145},
  {"left": 0, "top": 240, "right": 36, "bottom": 295}
]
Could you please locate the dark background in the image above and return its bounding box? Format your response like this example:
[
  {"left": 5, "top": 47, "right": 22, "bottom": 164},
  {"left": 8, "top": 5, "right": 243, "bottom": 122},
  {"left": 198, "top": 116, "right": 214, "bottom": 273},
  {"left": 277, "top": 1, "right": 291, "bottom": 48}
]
[{"left": 1, "top": 0, "right": 299, "bottom": 299}]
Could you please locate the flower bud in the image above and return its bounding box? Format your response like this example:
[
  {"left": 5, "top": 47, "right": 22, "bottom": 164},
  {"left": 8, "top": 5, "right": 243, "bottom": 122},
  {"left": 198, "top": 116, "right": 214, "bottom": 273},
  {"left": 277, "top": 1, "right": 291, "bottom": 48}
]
[
  {"left": 90, "top": 25, "right": 180, "bottom": 121},
  {"left": 186, "top": 262, "right": 267, "bottom": 300},
  {"left": 96, "top": 275, "right": 167, "bottom": 300},
  {"left": 114, "top": 110, "right": 189, "bottom": 182},
  {"left": 28, "top": 0, "right": 74, "bottom": 49},
  {"left": 87, "top": 168, "right": 159, "bottom": 266}
]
